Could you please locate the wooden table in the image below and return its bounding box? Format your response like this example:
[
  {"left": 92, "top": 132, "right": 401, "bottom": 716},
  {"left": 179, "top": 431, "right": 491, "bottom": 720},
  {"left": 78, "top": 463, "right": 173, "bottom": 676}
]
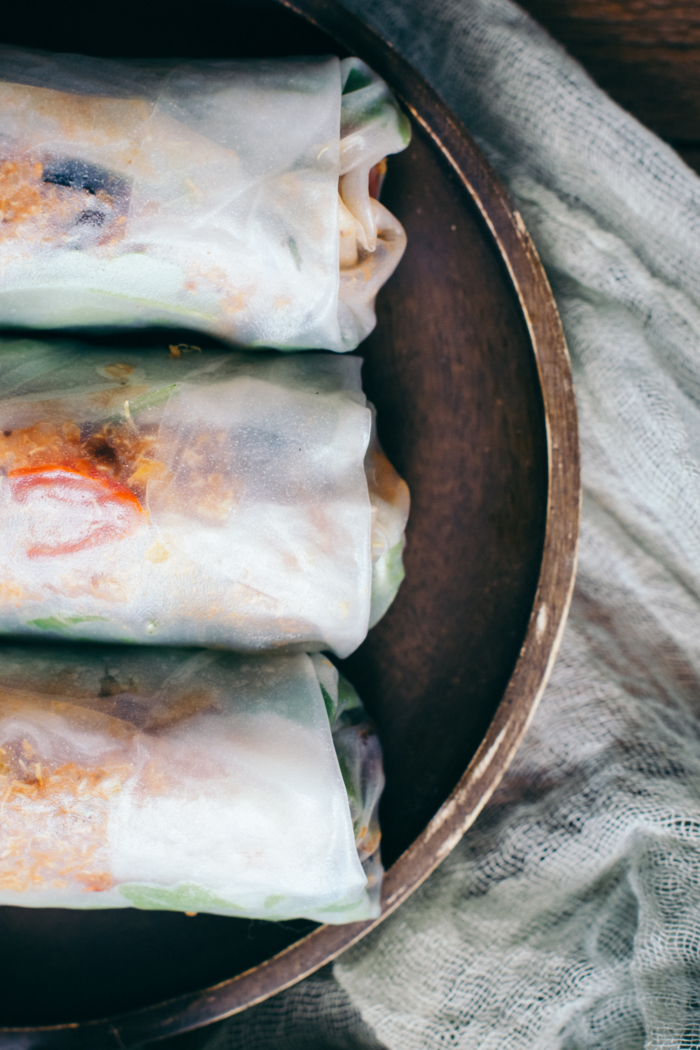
[{"left": 517, "top": 0, "right": 700, "bottom": 172}]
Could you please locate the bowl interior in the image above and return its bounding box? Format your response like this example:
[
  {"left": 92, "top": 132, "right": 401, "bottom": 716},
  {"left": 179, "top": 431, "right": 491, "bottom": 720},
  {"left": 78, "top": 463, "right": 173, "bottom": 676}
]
[{"left": 0, "top": 0, "right": 547, "bottom": 1027}]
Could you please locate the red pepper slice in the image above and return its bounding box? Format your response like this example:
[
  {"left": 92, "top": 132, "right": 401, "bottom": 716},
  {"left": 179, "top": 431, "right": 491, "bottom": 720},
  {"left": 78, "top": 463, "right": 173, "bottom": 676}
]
[{"left": 9, "top": 464, "right": 145, "bottom": 558}]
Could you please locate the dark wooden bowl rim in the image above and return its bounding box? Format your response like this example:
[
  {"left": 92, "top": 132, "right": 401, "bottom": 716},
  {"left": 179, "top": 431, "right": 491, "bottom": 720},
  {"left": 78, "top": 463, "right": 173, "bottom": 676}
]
[{"left": 0, "top": 1, "right": 580, "bottom": 1044}]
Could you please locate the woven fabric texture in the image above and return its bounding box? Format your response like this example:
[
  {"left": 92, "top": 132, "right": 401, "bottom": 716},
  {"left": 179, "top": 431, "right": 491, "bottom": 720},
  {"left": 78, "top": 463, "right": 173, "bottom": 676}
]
[{"left": 192, "top": 0, "right": 700, "bottom": 1046}]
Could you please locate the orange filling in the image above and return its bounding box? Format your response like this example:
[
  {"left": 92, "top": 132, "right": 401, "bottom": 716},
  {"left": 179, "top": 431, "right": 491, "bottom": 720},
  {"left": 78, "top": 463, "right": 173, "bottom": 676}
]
[
  {"left": 0, "top": 752, "right": 130, "bottom": 894},
  {"left": 0, "top": 696, "right": 204, "bottom": 896},
  {"left": 366, "top": 446, "right": 410, "bottom": 512},
  {"left": 0, "top": 157, "right": 126, "bottom": 247},
  {"left": 8, "top": 464, "right": 145, "bottom": 557},
  {"left": 1, "top": 412, "right": 243, "bottom": 543}
]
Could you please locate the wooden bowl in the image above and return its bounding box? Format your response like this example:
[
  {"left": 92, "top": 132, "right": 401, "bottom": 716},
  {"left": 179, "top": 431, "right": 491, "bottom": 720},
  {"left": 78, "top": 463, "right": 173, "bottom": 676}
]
[{"left": 0, "top": 0, "right": 580, "bottom": 1044}]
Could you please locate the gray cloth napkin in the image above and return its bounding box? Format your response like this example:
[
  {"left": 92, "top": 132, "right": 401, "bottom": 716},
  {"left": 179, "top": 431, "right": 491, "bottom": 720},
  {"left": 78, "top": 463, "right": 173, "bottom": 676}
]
[{"left": 197, "top": 0, "right": 700, "bottom": 1046}]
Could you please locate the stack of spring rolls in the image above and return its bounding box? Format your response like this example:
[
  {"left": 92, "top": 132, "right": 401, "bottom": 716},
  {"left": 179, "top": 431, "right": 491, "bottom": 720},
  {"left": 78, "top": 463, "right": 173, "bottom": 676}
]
[{"left": 0, "top": 48, "right": 411, "bottom": 923}]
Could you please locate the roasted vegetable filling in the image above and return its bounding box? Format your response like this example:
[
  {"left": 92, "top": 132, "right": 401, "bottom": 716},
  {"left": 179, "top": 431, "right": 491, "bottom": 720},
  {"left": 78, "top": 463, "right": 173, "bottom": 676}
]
[
  {"left": 0, "top": 155, "right": 129, "bottom": 248},
  {"left": 0, "top": 414, "right": 243, "bottom": 555}
]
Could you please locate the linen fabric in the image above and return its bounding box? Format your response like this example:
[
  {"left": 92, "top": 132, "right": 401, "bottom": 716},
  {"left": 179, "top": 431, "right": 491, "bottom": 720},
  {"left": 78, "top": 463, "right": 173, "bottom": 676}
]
[{"left": 185, "top": 0, "right": 700, "bottom": 1046}]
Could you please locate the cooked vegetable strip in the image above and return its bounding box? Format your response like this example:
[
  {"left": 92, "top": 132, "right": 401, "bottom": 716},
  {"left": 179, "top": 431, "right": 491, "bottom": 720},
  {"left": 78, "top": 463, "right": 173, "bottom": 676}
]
[
  {"left": 365, "top": 406, "right": 411, "bottom": 628},
  {"left": 8, "top": 465, "right": 145, "bottom": 557},
  {"left": 0, "top": 47, "right": 409, "bottom": 351},
  {"left": 0, "top": 340, "right": 409, "bottom": 655},
  {"left": 0, "top": 645, "right": 383, "bottom": 923}
]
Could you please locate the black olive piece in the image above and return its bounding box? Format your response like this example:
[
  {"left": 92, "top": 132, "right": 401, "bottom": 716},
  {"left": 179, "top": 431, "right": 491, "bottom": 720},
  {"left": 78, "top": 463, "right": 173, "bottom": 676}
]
[
  {"left": 76, "top": 209, "right": 107, "bottom": 226},
  {"left": 42, "top": 157, "right": 129, "bottom": 202}
]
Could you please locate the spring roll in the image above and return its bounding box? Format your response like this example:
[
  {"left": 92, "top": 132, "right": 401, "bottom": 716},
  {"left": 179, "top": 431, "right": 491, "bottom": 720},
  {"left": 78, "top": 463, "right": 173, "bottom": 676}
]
[
  {"left": 0, "top": 645, "right": 383, "bottom": 922},
  {"left": 0, "top": 47, "right": 409, "bottom": 351},
  {"left": 0, "top": 340, "right": 410, "bottom": 655}
]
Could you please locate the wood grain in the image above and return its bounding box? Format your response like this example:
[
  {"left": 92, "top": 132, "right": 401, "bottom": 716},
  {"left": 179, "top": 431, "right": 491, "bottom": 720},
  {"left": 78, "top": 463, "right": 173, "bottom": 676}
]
[{"left": 517, "top": 0, "right": 700, "bottom": 171}]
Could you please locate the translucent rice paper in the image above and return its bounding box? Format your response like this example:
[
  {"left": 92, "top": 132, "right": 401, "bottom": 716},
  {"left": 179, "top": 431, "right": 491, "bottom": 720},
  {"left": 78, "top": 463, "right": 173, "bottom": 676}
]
[
  {"left": 0, "top": 645, "right": 383, "bottom": 923},
  {"left": 0, "top": 47, "right": 409, "bottom": 351},
  {"left": 0, "top": 340, "right": 410, "bottom": 655}
]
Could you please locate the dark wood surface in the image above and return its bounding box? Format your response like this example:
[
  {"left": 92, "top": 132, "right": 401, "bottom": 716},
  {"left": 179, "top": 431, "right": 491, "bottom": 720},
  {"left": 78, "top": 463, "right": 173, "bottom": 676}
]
[
  {"left": 0, "top": 0, "right": 580, "bottom": 1044},
  {"left": 517, "top": 0, "right": 700, "bottom": 173}
]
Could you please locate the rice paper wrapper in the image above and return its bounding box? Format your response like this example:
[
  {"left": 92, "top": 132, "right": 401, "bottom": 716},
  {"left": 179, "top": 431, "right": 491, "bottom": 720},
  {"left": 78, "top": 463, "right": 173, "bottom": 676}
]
[
  {"left": 0, "top": 48, "right": 409, "bottom": 351},
  {"left": 0, "top": 646, "right": 383, "bottom": 923},
  {"left": 0, "top": 341, "right": 409, "bottom": 655}
]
